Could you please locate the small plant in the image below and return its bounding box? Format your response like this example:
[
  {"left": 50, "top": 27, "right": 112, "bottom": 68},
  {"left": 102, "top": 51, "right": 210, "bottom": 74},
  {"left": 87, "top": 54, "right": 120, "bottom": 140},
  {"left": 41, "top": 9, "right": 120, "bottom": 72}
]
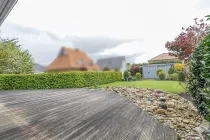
[
  {"left": 156, "top": 69, "right": 164, "bottom": 76},
  {"left": 128, "top": 76, "right": 133, "bottom": 81},
  {"left": 123, "top": 70, "right": 131, "bottom": 81},
  {"left": 130, "top": 66, "right": 140, "bottom": 76},
  {"left": 168, "top": 67, "right": 175, "bottom": 75},
  {"left": 80, "top": 67, "right": 88, "bottom": 71},
  {"left": 177, "top": 134, "right": 181, "bottom": 140},
  {"left": 169, "top": 73, "right": 178, "bottom": 81},
  {"left": 114, "top": 68, "right": 120, "bottom": 72},
  {"left": 158, "top": 71, "right": 166, "bottom": 80},
  {"left": 103, "top": 67, "right": 111, "bottom": 71},
  {"left": 135, "top": 73, "right": 141, "bottom": 80},
  {"left": 121, "top": 78, "right": 125, "bottom": 81},
  {"left": 174, "top": 63, "right": 184, "bottom": 71},
  {"left": 178, "top": 71, "right": 185, "bottom": 81},
  {"left": 132, "top": 77, "right": 136, "bottom": 81}
]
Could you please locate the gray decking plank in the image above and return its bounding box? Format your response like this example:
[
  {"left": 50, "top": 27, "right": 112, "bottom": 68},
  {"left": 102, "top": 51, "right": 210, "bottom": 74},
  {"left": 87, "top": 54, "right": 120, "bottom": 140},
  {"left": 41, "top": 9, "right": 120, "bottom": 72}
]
[
  {"left": 0, "top": 88, "right": 178, "bottom": 140},
  {"left": 137, "top": 115, "right": 157, "bottom": 140},
  {"left": 57, "top": 100, "right": 127, "bottom": 140},
  {"left": 15, "top": 91, "right": 123, "bottom": 140},
  {"left": 3, "top": 90, "right": 112, "bottom": 119},
  {"left": 82, "top": 101, "right": 137, "bottom": 140},
  {"left": 1, "top": 91, "right": 121, "bottom": 140},
  {"left": 102, "top": 103, "right": 142, "bottom": 140}
]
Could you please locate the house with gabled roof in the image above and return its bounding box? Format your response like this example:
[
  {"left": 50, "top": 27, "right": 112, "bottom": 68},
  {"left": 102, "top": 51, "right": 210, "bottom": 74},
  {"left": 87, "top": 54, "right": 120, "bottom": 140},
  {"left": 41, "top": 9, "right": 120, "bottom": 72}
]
[
  {"left": 33, "top": 63, "right": 46, "bottom": 74},
  {"left": 142, "top": 53, "right": 181, "bottom": 79},
  {"left": 46, "top": 47, "right": 99, "bottom": 71},
  {"left": 148, "top": 53, "right": 179, "bottom": 63},
  {"left": 96, "top": 56, "right": 126, "bottom": 72}
]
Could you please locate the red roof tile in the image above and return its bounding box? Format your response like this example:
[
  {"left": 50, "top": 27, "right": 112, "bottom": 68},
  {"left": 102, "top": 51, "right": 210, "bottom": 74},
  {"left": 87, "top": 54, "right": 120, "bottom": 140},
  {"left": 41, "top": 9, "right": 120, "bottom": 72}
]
[
  {"left": 46, "top": 47, "right": 99, "bottom": 71},
  {"left": 148, "top": 53, "right": 178, "bottom": 62}
]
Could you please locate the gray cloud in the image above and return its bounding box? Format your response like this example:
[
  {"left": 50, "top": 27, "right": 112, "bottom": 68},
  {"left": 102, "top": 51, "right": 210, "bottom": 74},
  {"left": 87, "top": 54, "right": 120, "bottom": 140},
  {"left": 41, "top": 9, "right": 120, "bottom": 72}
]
[
  {"left": 126, "top": 52, "right": 145, "bottom": 63},
  {"left": 63, "top": 35, "right": 144, "bottom": 54},
  {"left": 0, "top": 22, "right": 144, "bottom": 65}
]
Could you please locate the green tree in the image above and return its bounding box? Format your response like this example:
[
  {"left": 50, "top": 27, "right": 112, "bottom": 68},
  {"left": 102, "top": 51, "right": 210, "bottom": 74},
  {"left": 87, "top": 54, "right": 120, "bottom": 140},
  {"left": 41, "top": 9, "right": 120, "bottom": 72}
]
[{"left": 0, "top": 38, "right": 34, "bottom": 74}]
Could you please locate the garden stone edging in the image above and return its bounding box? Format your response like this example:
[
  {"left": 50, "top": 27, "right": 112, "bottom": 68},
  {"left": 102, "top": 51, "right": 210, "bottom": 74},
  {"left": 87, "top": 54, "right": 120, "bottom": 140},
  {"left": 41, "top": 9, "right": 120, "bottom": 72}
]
[{"left": 106, "top": 86, "right": 204, "bottom": 140}]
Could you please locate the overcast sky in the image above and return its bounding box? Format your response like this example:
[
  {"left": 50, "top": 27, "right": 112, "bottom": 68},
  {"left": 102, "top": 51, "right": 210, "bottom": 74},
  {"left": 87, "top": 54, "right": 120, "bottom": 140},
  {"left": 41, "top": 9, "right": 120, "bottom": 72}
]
[{"left": 0, "top": 0, "right": 210, "bottom": 65}]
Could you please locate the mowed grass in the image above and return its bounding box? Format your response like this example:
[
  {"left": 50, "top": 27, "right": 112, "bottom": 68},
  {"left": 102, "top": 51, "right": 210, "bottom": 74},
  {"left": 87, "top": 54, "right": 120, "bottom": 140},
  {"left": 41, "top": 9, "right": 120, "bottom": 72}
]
[{"left": 98, "top": 80, "right": 186, "bottom": 94}]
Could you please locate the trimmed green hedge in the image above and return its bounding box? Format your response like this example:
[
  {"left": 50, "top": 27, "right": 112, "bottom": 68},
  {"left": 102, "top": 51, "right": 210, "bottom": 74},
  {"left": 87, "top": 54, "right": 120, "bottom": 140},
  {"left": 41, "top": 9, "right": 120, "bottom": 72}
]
[
  {"left": 0, "top": 71, "right": 122, "bottom": 90},
  {"left": 188, "top": 35, "right": 210, "bottom": 116}
]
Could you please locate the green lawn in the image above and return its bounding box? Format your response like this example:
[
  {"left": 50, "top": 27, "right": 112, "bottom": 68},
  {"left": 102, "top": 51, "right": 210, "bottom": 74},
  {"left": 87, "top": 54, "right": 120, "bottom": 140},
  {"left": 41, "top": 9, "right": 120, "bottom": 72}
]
[{"left": 98, "top": 80, "right": 186, "bottom": 94}]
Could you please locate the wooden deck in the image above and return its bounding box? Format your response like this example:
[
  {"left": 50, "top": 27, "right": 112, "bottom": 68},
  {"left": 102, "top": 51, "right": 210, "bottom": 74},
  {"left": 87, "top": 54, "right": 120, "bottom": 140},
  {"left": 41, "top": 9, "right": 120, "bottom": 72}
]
[{"left": 0, "top": 88, "right": 177, "bottom": 140}]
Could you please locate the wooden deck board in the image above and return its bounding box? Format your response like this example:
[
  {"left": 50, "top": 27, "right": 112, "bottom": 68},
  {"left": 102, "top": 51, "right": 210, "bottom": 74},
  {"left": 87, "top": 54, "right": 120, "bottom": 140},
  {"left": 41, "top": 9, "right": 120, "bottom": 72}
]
[{"left": 0, "top": 88, "right": 177, "bottom": 140}]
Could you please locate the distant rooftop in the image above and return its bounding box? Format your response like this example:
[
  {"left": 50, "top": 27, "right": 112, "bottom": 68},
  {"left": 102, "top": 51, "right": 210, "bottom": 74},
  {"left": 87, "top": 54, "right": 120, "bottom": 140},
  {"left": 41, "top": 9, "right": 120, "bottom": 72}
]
[
  {"left": 46, "top": 47, "right": 99, "bottom": 71},
  {"left": 96, "top": 56, "right": 125, "bottom": 70},
  {"left": 148, "top": 53, "right": 178, "bottom": 62}
]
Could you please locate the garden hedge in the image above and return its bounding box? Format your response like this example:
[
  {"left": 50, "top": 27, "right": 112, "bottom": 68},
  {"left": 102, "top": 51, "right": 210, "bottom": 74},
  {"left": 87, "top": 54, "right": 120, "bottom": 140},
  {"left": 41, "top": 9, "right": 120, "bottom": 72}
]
[
  {"left": 0, "top": 71, "right": 122, "bottom": 90},
  {"left": 188, "top": 35, "right": 210, "bottom": 116}
]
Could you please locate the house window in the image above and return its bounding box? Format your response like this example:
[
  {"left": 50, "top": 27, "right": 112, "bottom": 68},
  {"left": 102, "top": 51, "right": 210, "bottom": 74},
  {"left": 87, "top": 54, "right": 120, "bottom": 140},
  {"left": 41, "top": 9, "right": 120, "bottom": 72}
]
[
  {"left": 63, "top": 51, "right": 67, "bottom": 55},
  {"left": 79, "top": 58, "right": 85, "bottom": 65},
  {"left": 89, "top": 61, "right": 93, "bottom": 66}
]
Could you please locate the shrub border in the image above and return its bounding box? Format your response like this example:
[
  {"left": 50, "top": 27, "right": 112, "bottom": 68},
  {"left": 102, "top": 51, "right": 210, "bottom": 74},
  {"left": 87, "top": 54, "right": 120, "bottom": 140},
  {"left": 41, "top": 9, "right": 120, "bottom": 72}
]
[{"left": 0, "top": 71, "right": 122, "bottom": 90}]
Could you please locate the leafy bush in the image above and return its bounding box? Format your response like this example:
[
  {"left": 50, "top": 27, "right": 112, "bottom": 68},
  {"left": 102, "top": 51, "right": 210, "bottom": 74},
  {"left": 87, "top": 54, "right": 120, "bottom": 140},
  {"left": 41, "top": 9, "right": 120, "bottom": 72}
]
[
  {"left": 80, "top": 67, "right": 87, "bottom": 71},
  {"left": 114, "top": 68, "right": 120, "bottom": 72},
  {"left": 158, "top": 71, "right": 166, "bottom": 80},
  {"left": 178, "top": 71, "right": 185, "bottom": 81},
  {"left": 156, "top": 69, "right": 164, "bottom": 76},
  {"left": 132, "top": 77, "right": 136, "bottom": 81},
  {"left": 174, "top": 63, "right": 184, "bottom": 71},
  {"left": 168, "top": 67, "right": 175, "bottom": 75},
  {"left": 166, "top": 74, "right": 169, "bottom": 80},
  {"left": 130, "top": 66, "right": 140, "bottom": 76},
  {"left": 128, "top": 76, "right": 133, "bottom": 81},
  {"left": 169, "top": 73, "right": 178, "bottom": 81},
  {"left": 0, "top": 71, "right": 122, "bottom": 90},
  {"left": 103, "top": 67, "right": 111, "bottom": 71},
  {"left": 188, "top": 35, "right": 210, "bottom": 116},
  {"left": 135, "top": 73, "right": 141, "bottom": 80},
  {"left": 123, "top": 70, "right": 131, "bottom": 80}
]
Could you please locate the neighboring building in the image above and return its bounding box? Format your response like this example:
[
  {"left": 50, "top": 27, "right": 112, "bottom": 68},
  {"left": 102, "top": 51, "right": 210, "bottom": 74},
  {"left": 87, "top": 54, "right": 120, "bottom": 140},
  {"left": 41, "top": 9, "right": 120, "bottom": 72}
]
[
  {"left": 148, "top": 53, "right": 180, "bottom": 63},
  {"left": 46, "top": 47, "right": 99, "bottom": 71},
  {"left": 0, "top": 0, "right": 18, "bottom": 26},
  {"left": 142, "top": 63, "right": 175, "bottom": 79},
  {"left": 143, "top": 53, "right": 180, "bottom": 79},
  {"left": 33, "top": 63, "right": 46, "bottom": 74},
  {"left": 96, "top": 56, "right": 126, "bottom": 72}
]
